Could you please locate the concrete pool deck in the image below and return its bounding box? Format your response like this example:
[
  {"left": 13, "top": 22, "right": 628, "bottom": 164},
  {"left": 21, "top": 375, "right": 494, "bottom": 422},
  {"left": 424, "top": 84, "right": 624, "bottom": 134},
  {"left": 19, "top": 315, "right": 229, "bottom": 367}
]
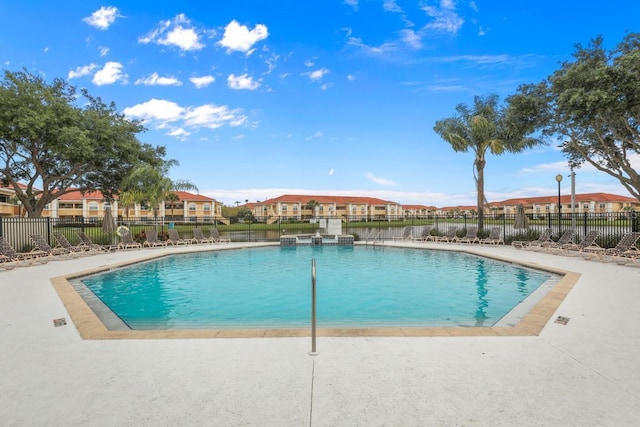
[{"left": 1, "top": 241, "right": 639, "bottom": 425}]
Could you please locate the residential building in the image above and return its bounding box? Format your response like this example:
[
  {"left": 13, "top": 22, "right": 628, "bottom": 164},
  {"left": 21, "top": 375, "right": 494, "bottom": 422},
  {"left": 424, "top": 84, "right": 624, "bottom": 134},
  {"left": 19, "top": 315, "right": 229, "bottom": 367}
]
[
  {"left": 252, "top": 194, "right": 404, "bottom": 222},
  {"left": 487, "top": 193, "right": 640, "bottom": 217},
  {"left": 402, "top": 204, "right": 438, "bottom": 217}
]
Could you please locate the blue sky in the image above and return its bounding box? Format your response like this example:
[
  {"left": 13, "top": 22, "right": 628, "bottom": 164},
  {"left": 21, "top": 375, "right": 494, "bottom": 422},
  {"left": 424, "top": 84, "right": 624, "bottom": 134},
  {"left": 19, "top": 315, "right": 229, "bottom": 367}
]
[{"left": 2, "top": 1, "right": 639, "bottom": 206}]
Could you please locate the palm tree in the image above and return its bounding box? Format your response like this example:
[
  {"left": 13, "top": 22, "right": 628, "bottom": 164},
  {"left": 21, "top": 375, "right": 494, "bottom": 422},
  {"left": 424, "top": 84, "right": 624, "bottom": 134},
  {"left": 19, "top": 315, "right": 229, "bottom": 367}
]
[
  {"left": 121, "top": 165, "right": 198, "bottom": 228},
  {"left": 433, "top": 94, "right": 543, "bottom": 230}
]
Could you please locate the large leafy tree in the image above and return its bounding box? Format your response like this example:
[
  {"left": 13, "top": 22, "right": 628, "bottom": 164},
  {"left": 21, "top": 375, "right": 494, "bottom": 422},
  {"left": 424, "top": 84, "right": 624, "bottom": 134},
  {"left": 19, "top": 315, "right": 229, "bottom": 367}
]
[
  {"left": 434, "top": 94, "right": 543, "bottom": 229},
  {"left": 507, "top": 33, "right": 640, "bottom": 200},
  {"left": 0, "top": 69, "right": 166, "bottom": 216}
]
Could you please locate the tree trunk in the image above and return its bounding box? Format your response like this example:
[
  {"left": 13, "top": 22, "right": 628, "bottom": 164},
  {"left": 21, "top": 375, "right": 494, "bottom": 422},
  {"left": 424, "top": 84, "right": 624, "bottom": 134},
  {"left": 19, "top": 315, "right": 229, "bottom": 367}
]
[{"left": 476, "top": 157, "right": 486, "bottom": 231}]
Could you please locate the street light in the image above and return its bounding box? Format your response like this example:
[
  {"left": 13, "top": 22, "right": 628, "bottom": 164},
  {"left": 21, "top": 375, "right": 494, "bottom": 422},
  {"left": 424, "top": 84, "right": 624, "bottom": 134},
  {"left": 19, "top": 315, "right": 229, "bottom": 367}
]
[{"left": 556, "top": 174, "right": 563, "bottom": 217}]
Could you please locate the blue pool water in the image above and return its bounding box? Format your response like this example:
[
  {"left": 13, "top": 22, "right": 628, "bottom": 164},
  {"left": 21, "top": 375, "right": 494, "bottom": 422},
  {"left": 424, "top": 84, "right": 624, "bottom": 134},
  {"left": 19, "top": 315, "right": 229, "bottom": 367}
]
[{"left": 80, "top": 246, "right": 555, "bottom": 329}]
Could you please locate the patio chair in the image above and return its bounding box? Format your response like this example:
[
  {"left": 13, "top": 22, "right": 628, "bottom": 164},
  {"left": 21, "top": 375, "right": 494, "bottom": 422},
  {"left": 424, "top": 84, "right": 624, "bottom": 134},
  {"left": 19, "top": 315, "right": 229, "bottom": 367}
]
[
  {"left": 142, "top": 230, "right": 167, "bottom": 248},
  {"left": 54, "top": 232, "right": 93, "bottom": 256},
  {"left": 412, "top": 225, "right": 434, "bottom": 241},
  {"left": 536, "top": 229, "right": 576, "bottom": 252},
  {"left": 30, "top": 234, "right": 79, "bottom": 259},
  {"left": 0, "top": 236, "right": 50, "bottom": 265},
  {"left": 118, "top": 231, "right": 142, "bottom": 250},
  {"left": 166, "top": 229, "right": 191, "bottom": 245},
  {"left": 512, "top": 228, "right": 553, "bottom": 249},
  {"left": 480, "top": 227, "right": 504, "bottom": 245},
  {"left": 209, "top": 228, "right": 231, "bottom": 243},
  {"left": 457, "top": 227, "right": 480, "bottom": 244},
  {"left": 433, "top": 227, "right": 458, "bottom": 243},
  {"left": 559, "top": 231, "right": 601, "bottom": 255},
  {"left": 76, "top": 231, "right": 117, "bottom": 252},
  {"left": 583, "top": 231, "right": 640, "bottom": 262},
  {"left": 392, "top": 226, "right": 412, "bottom": 240},
  {"left": 192, "top": 228, "right": 214, "bottom": 244},
  {"left": 0, "top": 253, "right": 22, "bottom": 270}
]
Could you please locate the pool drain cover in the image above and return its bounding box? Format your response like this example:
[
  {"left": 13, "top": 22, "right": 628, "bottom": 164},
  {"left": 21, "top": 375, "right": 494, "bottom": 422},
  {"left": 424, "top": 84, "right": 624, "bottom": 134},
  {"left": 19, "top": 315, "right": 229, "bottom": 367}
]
[
  {"left": 554, "top": 316, "right": 570, "bottom": 325},
  {"left": 53, "top": 318, "right": 67, "bottom": 327}
]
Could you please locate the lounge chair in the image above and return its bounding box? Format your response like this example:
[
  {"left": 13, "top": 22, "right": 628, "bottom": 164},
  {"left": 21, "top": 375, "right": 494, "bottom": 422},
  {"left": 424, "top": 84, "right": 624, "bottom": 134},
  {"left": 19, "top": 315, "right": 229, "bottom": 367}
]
[
  {"left": 192, "top": 228, "right": 214, "bottom": 244},
  {"left": 412, "top": 225, "right": 434, "bottom": 241},
  {"left": 30, "top": 234, "right": 79, "bottom": 259},
  {"left": 142, "top": 230, "right": 167, "bottom": 248},
  {"left": 536, "top": 229, "right": 576, "bottom": 252},
  {"left": 54, "top": 232, "right": 93, "bottom": 256},
  {"left": 433, "top": 227, "right": 458, "bottom": 243},
  {"left": 118, "top": 231, "right": 142, "bottom": 249},
  {"left": 392, "top": 226, "right": 412, "bottom": 241},
  {"left": 209, "top": 228, "right": 231, "bottom": 243},
  {"left": 583, "top": 231, "right": 640, "bottom": 261},
  {"left": 559, "top": 230, "right": 601, "bottom": 255},
  {"left": 167, "top": 229, "right": 191, "bottom": 245},
  {"left": 0, "top": 236, "right": 50, "bottom": 265},
  {"left": 0, "top": 253, "right": 22, "bottom": 270},
  {"left": 512, "top": 228, "right": 553, "bottom": 249},
  {"left": 480, "top": 227, "right": 504, "bottom": 245},
  {"left": 457, "top": 227, "right": 480, "bottom": 244},
  {"left": 76, "top": 231, "right": 117, "bottom": 252}
]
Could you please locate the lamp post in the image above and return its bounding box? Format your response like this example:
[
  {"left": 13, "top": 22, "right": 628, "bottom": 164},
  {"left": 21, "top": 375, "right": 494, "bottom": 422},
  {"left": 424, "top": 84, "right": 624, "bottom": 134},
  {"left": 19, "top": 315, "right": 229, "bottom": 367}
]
[{"left": 556, "top": 174, "right": 563, "bottom": 228}]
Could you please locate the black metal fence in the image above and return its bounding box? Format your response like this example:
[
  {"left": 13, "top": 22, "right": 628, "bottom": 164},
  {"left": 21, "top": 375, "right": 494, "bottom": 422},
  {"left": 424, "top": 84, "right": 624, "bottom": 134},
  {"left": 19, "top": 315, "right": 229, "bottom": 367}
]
[{"left": 1, "top": 211, "right": 638, "bottom": 252}]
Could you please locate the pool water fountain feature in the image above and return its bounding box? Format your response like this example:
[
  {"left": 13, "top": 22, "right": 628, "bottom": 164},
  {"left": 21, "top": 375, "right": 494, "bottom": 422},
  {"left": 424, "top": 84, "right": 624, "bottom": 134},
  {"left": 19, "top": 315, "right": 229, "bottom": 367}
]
[{"left": 280, "top": 232, "right": 354, "bottom": 246}]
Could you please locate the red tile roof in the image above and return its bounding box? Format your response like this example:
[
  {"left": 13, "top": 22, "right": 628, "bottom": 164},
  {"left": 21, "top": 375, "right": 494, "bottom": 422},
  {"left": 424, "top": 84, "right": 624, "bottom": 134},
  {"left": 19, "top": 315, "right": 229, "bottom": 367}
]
[
  {"left": 262, "top": 194, "right": 397, "bottom": 205},
  {"left": 57, "top": 189, "right": 214, "bottom": 202},
  {"left": 487, "top": 192, "right": 637, "bottom": 207}
]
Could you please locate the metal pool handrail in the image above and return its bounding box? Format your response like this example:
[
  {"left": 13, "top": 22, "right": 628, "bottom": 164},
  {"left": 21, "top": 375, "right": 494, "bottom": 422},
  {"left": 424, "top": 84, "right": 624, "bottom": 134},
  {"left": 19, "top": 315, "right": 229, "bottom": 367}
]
[{"left": 309, "top": 258, "right": 318, "bottom": 356}]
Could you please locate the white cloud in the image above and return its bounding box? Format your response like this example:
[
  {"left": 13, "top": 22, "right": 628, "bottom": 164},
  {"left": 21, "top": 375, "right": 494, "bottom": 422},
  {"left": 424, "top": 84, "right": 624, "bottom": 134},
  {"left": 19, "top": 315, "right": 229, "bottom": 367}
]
[
  {"left": 305, "top": 131, "right": 324, "bottom": 141},
  {"left": 347, "top": 74, "right": 356, "bottom": 81},
  {"left": 123, "top": 99, "right": 184, "bottom": 121},
  {"left": 83, "top": 6, "right": 121, "bottom": 30},
  {"left": 344, "top": 0, "right": 358, "bottom": 11},
  {"left": 184, "top": 104, "right": 247, "bottom": 129},
  {"left": 227, "top": 73, "right": 260, "bottom": 90},
  {"left": 383, "top": 0, "right": 402, "bottom": 13},
  {"left": 347, "top": 36, "right": 398, "bottom": 56},
  {"left": 307, "top": 68, "right": 329, "bottom": 81},
  {"left": 189, "top": 75, "right": 215, "bottom": 88},
  {"left": 422, "top": 0, "right": 464, "bottom": 34},
  {"left": 98, "top": 46, "right": 110, "bottom": 56},
  {"left": 135, "top": 72, "right": 182, "bottom": 86},
  {"left": 365, "top": 172, "right": 398, "bottom": 186},
  {"left": 92, "top": 61, "right": 127, "bottom": 85},
  {"left": 167, "top": 128, "right": 190, "bottom": 140},
  {"left": 399, "top": 29, "right": 422, "bottom": 49},
  {"left": 329, "top": 169, "right": 335, "bottom": 176},
  {"left": 139, "top": 14, "right": 205, "bottom": 51},
  {"left": 218, "top": 20, "right": 268, "bottom": 54},
  {"left": 68, "top": 63, "right": 97, "bottom": 79},
  {"left": 123, "top": 98, "right": 249, "bottom": 139},
  {"left": 304, "top": 60, "right": 315, "bottom": 67}
]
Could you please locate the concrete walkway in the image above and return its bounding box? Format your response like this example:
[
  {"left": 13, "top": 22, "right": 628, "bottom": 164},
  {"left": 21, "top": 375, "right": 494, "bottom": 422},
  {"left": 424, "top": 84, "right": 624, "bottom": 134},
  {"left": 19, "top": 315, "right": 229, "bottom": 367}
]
[{"left": 1, "top": 242, "right": 639, "bottom": 426}]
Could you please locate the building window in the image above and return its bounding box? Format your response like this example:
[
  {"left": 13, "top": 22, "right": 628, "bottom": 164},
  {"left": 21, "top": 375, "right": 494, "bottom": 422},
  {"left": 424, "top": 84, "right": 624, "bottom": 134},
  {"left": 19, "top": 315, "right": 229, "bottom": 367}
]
[
  {"left": 599, "top": 203, "right": 606, "bottom": 209},
  {"left": 361, "top": 206, "right": 365, "bottom": 214},
  {"left": 351, "top": 206, "right": 356, "bottom": 214},
  {"left": 281, "top": 204, "right": 287, "bottom": 213},
  {"left": 88, "top": 202, "right": 98, "bottom": 211},
  {"left": 545, "top": 204, "right": 550, "bottom": 211},
  {"left": 293, "top": 205, "right": 298, "bottom": 212},
  {"left": 188, "top": 203, "right": 196, "bottom": 212},
  {"left": 203, "top": 203, "right": 211, "bottom": 212}
]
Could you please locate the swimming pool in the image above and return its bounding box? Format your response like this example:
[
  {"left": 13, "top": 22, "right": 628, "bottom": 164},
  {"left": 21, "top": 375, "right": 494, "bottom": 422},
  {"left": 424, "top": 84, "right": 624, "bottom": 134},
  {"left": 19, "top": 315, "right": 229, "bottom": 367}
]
[{"left": 77, "top": 246, "right": 557, "bottom": 330}]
